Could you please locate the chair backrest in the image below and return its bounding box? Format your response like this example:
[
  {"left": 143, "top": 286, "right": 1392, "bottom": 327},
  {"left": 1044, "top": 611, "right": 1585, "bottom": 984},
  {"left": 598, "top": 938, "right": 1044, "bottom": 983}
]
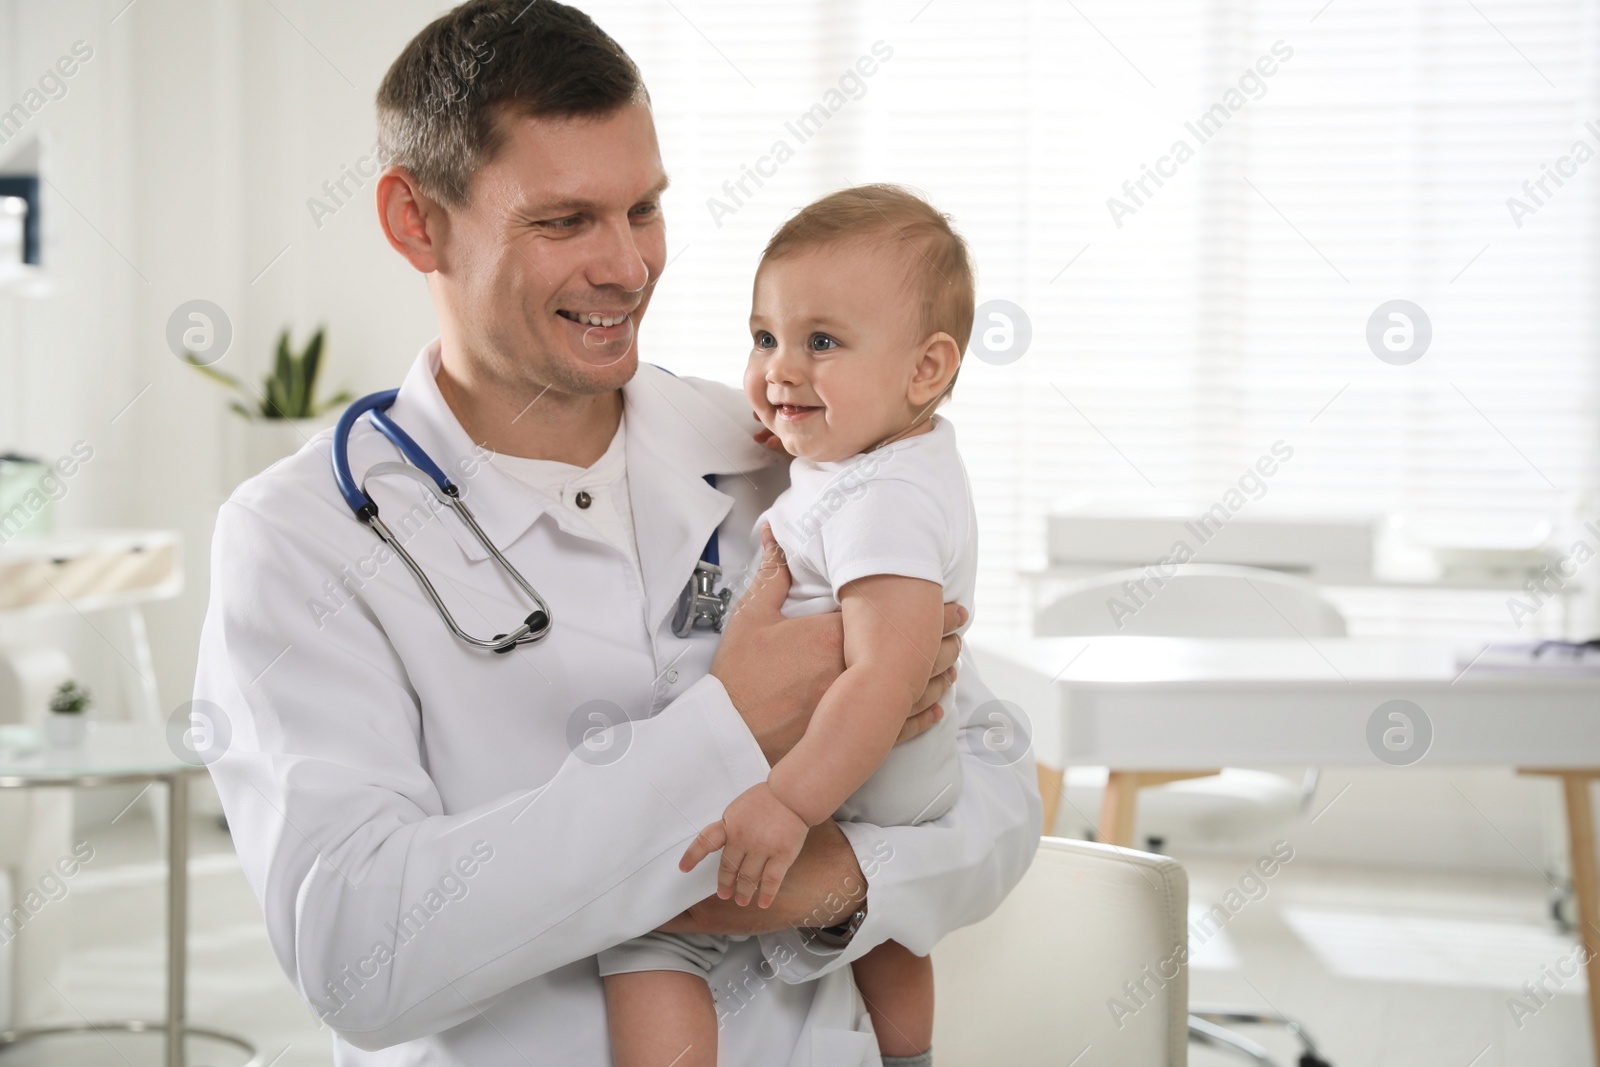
[
  {"left": 932, "top": 837, "right": 1189, "bottom": 1066},
  {"left": 1035, "top": 563, "right": 1346, "bottom": 638}
]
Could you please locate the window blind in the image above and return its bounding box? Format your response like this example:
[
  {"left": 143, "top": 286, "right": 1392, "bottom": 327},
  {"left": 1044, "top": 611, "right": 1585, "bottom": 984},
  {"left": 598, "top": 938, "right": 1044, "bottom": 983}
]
[{"left": 592, "top": 0, "right": 1600, "bottom": 636}]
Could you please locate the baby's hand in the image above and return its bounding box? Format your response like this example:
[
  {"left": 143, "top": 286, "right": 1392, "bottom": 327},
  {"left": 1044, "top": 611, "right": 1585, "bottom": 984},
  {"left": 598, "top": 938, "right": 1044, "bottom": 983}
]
[{"left": 678, "top": 782, "right": 810, "bottom": 908}]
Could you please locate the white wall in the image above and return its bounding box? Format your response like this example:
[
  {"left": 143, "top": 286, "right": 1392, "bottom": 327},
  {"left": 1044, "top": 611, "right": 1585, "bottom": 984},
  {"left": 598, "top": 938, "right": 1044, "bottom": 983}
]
[
  {"left": 0, "top": 0, "right": 141, "bottom": 729},
  {"left": 123, "top": 0, "right": 447, "bottom": 712}
]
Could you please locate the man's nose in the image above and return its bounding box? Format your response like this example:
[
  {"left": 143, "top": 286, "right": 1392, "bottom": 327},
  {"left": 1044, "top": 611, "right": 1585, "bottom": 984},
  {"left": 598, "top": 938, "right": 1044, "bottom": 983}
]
[{"left": 586, "top": 217, "right": 651, "bottom": 294}]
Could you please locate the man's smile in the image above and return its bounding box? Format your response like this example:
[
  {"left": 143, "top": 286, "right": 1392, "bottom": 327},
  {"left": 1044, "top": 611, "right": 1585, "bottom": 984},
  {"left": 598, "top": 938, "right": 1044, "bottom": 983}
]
[
  {"left": 557, "top": 308, "right": 633, "bottom": 327},
  {"left": 556, "top": 306, "right": 637, "bottom": 348}
]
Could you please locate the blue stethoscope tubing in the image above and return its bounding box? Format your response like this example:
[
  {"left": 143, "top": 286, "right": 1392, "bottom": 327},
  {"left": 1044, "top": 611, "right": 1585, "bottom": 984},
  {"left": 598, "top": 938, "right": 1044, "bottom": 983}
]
[{"left": 333, "top": 389, "right": 552, "bottom": 653}]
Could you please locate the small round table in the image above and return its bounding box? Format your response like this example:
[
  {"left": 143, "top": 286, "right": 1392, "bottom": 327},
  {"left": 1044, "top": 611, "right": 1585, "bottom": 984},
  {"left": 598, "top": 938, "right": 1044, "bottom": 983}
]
[{"left": 0, "top": 722, "right": 259, "bottom": 1067}]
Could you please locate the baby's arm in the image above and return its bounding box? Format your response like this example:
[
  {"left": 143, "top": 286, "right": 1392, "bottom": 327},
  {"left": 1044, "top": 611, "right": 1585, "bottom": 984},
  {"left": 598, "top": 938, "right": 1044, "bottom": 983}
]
[
  {"left": 768, "top": 574, "right": 946, "bottom": 822},
  {"left": 680, "top": 574, "right": 945, "bottom": 906}
]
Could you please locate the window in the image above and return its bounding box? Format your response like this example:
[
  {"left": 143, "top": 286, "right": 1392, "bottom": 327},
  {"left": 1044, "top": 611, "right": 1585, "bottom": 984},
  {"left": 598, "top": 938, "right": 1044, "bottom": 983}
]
[{"left": 595, "top": 0, "right": 1599, "bottom": 635}]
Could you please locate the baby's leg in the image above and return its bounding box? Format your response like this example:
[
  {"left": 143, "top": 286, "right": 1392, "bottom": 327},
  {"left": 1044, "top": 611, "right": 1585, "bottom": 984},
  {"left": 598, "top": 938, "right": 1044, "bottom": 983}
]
[
  {"left": 603, "top": 969, "right": 717, "bottom": 1067},
  {"left": 851, "top": 939, "right": 934, "bottom": 1060}
]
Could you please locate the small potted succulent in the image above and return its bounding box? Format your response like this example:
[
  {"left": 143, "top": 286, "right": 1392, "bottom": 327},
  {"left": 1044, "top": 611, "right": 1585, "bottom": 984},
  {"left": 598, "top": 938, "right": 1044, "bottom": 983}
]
[{"left": 46, "top": 679, "right": 91, "bottom": 747}]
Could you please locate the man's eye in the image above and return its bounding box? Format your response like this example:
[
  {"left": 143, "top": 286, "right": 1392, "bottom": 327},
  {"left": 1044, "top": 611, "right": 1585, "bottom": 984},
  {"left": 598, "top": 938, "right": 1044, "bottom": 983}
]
[
  {"left": 809, "top": 333, "right": 838, "bottom": 351},
  {"left": 541, "top": 215, "right": 583, "bottom": 231},
  {"left": 632, "top": 202, "right": 660, "bottom": 220}
]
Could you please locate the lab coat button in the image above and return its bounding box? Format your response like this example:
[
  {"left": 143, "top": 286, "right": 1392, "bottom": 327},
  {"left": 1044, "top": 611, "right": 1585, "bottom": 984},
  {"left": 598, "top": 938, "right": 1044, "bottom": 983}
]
[
  {"left": 575, "top": 490, "right": 592, "bottom": 509},
  {"left": 666, "top": 668, "right": 680, "bottom": 683}
]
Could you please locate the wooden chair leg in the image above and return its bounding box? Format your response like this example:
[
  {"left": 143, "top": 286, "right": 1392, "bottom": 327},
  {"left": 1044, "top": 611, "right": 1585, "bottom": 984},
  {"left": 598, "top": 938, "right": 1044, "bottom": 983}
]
[
  {"left": 1100, "top": 771, "right": 1141, "bottom": 847},
  {"left": 1521, "top": 768, "right": 1600, "bottom": 1055},
  {"left": 1099, "top": 770, "right": 1224, "bottom": 849},
  {"left": 1037, "top": 763, "right": 1063, "bottom": 836}
]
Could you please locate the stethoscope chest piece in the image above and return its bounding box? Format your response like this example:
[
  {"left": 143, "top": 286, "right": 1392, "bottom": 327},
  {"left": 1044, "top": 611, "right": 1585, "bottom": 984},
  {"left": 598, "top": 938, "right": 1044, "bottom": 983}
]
[{"left": 673, "top": 560, "right": 732, "bottom": 637}]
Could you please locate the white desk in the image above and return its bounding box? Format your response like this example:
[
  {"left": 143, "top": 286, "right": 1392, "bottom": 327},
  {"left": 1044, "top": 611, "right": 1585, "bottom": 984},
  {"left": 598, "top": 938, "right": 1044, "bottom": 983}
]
[{"left": 971, "top": 634, "right": 1600, "bottom": 1060}]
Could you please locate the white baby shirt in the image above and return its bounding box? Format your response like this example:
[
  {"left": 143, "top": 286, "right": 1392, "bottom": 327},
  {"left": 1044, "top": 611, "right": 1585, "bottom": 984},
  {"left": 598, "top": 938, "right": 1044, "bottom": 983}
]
[
  {"left": 753, "top": 416, "right": 975, "bottom": 826},
  {"left": 758, "top": 416, "right": 976, "bottom": 623}
]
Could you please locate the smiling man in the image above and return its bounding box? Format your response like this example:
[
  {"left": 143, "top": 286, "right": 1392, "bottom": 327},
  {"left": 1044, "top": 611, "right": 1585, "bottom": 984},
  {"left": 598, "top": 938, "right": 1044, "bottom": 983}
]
[{"left": 193, "top": 2, "right": 1039, "bottom": 1064}]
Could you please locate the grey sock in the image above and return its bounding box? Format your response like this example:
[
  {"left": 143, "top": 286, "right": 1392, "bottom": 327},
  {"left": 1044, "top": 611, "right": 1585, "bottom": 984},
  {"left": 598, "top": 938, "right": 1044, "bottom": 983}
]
[{"left": 881, "top": 1051, "right": 932, "bottom": 1067}]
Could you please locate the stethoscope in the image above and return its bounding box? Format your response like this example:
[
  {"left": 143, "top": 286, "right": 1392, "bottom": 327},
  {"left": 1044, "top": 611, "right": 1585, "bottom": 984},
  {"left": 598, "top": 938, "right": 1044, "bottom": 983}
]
[{"left": 332, "top": 390, "right": 729, "bottom": 653}]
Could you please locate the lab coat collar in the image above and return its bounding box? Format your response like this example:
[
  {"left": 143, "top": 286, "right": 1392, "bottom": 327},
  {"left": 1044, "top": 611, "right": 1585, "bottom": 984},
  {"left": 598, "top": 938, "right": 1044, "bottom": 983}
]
[
  {"left": 622, "top": 362, "right": 775, "bottom": 634},
  {"left": 380, "top": 342, "right": 773, "bottom": 595}
]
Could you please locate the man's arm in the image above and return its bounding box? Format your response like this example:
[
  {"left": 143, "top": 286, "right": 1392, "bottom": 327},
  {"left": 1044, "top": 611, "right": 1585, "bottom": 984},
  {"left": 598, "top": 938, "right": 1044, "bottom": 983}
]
[
  {"left": 658, "top": 820, "right": 869, "bottom": 935},
  {"left": 199, "top": 497, "right": 794, "bottom": 1049},
  {"left": 201, "top": 492, "right": 957, "bottom": 1048}
]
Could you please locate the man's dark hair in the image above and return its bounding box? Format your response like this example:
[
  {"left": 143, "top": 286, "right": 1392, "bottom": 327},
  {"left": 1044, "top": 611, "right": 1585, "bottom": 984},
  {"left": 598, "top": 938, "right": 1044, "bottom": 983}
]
[{"left": 377, "top": 0, "right": 646, "bottom": 207}]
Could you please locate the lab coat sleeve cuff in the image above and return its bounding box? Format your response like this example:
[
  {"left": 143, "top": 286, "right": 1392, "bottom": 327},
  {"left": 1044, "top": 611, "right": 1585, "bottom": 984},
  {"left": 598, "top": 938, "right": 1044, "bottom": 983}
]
[
  {"left": 755, "top": 821, "right": 899, "bottom": 983},
  {"left": 690, "top": 674, "right": 773, "bottom": 779}
]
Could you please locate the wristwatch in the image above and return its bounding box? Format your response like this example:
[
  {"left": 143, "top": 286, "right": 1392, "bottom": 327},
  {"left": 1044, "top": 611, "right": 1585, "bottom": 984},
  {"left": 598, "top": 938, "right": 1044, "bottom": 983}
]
[{"left": 809, "top": 902, "right": 868, "bottom": 949}]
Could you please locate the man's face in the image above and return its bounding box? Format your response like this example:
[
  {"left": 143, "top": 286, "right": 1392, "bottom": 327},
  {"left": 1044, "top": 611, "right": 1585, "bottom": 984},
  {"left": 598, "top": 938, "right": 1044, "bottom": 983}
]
[{"left": 439, "top": 101, "right": 668, "bottom": 398}]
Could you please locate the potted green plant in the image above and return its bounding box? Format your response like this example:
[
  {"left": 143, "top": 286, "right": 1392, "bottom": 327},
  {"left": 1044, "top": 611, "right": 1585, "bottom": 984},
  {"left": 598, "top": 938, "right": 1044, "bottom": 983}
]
[
  {"left": 182, "top": 327, "right": 352, "bottom": 484},
  {"left": 46, "top": 679, "right": 90, "bottom": 747}
]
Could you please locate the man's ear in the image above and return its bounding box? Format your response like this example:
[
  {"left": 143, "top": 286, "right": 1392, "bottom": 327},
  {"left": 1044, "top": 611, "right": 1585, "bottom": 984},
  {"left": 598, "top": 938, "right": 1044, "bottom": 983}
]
[
  {"left": 908, "top": 332, "right": 963, "bottom": 408},
  {"left": 376, "top": 165, "right": 449, "bottom": 274}
]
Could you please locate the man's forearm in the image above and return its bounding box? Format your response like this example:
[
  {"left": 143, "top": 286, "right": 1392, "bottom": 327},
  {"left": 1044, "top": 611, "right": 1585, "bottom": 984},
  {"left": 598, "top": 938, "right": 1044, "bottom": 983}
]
[{"left": 657, "top": 821, "right": 865, "bottom": 936}]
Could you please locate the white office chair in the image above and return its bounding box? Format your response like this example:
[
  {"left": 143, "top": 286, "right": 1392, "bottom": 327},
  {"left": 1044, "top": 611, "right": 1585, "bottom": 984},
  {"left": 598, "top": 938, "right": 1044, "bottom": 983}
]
[
  {"left": 932, "top": 837, "right": 1189, "bottom": 1066},
  {"left": 1035, "top": 564, "right": 1340, "bottom": 847},
  {"left": 1034, "top": 563, "right": 1340, "bottom": 1067}
]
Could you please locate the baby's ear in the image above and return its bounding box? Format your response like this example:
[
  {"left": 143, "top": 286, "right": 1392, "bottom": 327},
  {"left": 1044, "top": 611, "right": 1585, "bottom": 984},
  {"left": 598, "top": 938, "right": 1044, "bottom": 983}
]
[{"left": 908, "top": 332, "right": 962, "bottom": 407}]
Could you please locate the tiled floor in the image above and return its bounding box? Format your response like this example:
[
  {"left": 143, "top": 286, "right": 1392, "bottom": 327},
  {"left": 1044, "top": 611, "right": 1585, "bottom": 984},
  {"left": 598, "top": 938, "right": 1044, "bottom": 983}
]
[
  {"left": 4, "top": 812, "right": 1593, "bottom": 1066},
  {"left": 5, "top": 811, "right": 328, "bottom": 1067},
  {"left": 1179, "top": 853, "right": 1592, "bottom": 1066}
]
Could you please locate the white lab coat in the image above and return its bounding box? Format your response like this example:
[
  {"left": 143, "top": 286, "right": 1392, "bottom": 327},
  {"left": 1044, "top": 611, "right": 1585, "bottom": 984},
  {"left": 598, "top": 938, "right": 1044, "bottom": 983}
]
[{"left": 194, "top": 340, "right": 1041, "bottom": 1066}]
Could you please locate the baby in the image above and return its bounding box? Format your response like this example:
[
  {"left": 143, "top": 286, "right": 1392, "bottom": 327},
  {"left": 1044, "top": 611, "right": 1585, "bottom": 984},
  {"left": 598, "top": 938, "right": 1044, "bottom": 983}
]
[{"left": 598, "top": 184, "right": 978, "bottom": 1067}]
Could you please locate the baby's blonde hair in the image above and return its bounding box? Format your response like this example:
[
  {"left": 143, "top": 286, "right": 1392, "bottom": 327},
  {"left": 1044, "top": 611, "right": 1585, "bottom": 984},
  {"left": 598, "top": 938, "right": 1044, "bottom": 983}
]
[{"left": 761, "top": 185, "right": 976, "bottom": 386}]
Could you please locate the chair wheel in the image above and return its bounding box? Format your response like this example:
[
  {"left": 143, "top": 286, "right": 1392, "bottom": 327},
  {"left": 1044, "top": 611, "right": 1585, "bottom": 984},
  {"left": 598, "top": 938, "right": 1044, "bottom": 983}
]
[{"left": 1299, "top": 1056, "right": 1332, "bottom": 1067}]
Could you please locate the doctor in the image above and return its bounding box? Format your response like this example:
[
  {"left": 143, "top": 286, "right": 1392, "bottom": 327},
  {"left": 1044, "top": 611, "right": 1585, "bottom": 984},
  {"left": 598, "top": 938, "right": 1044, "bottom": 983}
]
[{"left": 194, "top": 1, "right": 1040, "bottom": 1064}]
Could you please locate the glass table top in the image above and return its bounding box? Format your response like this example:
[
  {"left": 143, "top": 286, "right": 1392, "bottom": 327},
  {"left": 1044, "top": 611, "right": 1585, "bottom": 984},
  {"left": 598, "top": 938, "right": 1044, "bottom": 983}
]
[{"left": 0, "top": 721, "right": 202, "bottom": 782}]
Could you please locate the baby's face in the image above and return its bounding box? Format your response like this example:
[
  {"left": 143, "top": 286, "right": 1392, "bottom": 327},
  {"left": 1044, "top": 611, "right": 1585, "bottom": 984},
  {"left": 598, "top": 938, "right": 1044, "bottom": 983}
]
[{"left": 745, "top": 242, "right": 929, "bottom": 462}]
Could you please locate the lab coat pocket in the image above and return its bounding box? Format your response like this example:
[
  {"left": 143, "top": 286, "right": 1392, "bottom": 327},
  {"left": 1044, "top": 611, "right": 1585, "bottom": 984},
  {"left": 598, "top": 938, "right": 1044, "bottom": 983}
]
[{"left": 801, "top": 1024, "right": 880, "bottom": 1067}]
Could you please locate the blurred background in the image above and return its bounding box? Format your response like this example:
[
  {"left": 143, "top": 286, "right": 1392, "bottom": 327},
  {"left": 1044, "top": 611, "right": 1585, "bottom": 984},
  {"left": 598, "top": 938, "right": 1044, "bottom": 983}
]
[{"left": 0, "top": 0, "right": 1597, "bottom": 1064}]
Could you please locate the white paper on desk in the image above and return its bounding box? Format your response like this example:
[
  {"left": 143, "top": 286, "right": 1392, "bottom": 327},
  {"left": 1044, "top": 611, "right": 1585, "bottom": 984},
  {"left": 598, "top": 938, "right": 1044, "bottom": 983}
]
[{"left": 1459, "top": 641, "right": 1600, "bottom": 674}]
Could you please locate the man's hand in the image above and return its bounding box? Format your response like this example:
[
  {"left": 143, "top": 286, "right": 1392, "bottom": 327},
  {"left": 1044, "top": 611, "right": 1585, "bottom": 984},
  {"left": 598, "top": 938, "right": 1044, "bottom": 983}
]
[
  {"left": 679, "top": 782, "right": 809, "bottom": 908},
  {"left": 659, "top": 821, "right": 866, "bottom": 936},
  {"left": 711, "top": 525, "right": 965, "bottom": 764}
]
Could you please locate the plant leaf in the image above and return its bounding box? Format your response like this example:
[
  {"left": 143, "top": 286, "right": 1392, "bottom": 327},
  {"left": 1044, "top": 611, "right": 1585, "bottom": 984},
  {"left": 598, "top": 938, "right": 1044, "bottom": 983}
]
[
  {"left": 229, "top": 400, "right": 255, "bottom": 420},
  {"left": 291, "top": 333, "right": 310, "bottom": 418},
  {"left": 272, "top": 331, "right": 293, "bottom": 416},
  {"left": 263, "top": 374, "right": 287, "bottom": 420},
  {"left": 180, "top": 353, "right": 251, "bottom": 394},
  {"left": 313, "top": 388, "right": 354, "bottom": 416},
  {"left": 302, "top": 327, "right": 324, "bottom": 410}
]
